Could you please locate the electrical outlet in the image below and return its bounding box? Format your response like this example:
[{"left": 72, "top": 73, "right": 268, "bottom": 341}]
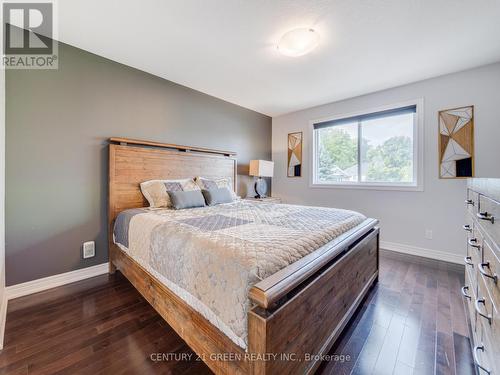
[
  {"left": 425, "top": 229, "right": 433, "bottom": 240},
  {"left": 83, "top": 241, "right": 95, "bottom": 258}
]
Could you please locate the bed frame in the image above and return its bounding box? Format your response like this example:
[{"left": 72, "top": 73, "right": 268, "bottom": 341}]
[{"left": 108, "top": 137, "right": 379, "bottom": 374}]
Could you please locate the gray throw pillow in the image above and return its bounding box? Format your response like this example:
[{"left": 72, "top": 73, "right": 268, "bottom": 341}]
[
  {"left": 167, "top": 190, "right": 206, "bottom": 210},
  {"left": 201, "top": 187, "right": 234, "bottom": 206}
]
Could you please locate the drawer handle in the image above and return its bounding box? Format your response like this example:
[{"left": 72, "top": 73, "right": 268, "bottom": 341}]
[
  {"left": 477, "top": 211, "right": 495, "bottom": 224},
  {"left": 461, "top": 286, "right": 471, "bottom": 299},
  {"left": 465, "top": 199, "right": 475, "bottom": 206},
  {"left": 473, "top": 345, "right": 491, "bottom": 374},
  {"left": 479, "top": 262, "right": 498, "bottom": 283},
  {"left": 463, "top": 224, "right": 472, "bottom": 232},
  {"left": 468, "top": 238, "right": 481, "bottom": 249},
  {"left": 474, "top": 298, "right": 492, "bottom": 324},
  {"left": 464, "top": 256, "right": 473, "bottom": 266}
]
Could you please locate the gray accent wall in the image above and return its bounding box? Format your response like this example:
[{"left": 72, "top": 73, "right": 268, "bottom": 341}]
[{"left": 6, "top": 42, "right": 271, "bottom": 286}]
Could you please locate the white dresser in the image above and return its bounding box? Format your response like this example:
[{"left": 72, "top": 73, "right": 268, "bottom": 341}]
[{"left": 463, "top": 178, "right": 500, "bottom": 374}]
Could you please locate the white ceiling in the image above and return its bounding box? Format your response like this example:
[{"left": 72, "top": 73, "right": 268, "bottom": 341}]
[{"left": 58, "top": 0, "right": 500, "bottom": 116}]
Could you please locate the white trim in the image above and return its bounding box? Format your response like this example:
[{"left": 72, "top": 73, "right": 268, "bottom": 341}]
[
  {"left": 380, "top": 241, "right": 463, "bottom": 264},
  {"left": 309, "top": 98, "right": 425, "bottom": 192},
  {"left": 0, "top": 294, "right": 7, "bottom": 350},
  {"left": 5, "top": 263, "right": 109, "bottom": 301},
  {"left": 309, "top": 182, "right": 423, "bottom": 192}
]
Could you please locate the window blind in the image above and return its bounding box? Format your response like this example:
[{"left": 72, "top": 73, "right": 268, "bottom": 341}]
[{"left": 313, "top": 105, "right": 416, "bottom": 130}]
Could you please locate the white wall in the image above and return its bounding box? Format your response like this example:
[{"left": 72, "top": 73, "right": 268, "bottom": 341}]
[{"left": 272, "top": 63, "right": 500, "bottom": 261}]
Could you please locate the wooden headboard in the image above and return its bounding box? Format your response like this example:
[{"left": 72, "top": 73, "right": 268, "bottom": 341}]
[{"left": 108, "top": 137, "right": 237, "bottom": 227}]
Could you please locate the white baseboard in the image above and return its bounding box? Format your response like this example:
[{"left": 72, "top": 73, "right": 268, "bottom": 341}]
[
  {"left": 0, "top": 263, "right": 108, "bottom": 350},
  {"left": 0, "top": 293, "right": 7, "bottom": 350},
  {"left": 5, "top": 263, "right": 109, "bottom": 301},
  {"left": 380, "top": 241, "right": 463, "bottom": 265}
]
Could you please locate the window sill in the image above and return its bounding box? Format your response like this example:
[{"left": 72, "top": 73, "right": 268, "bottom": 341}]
[{"left": 310, "top": 182, "right": 423, "bottom": 192}]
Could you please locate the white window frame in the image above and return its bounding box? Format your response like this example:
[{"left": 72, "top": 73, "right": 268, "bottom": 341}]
[{"left": 309, "top": 99, "right": 424, "bottom": 191}]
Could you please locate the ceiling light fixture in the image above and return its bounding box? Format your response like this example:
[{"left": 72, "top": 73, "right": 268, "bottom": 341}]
[{"left": 277, "top": 28, "right": 320, "bottom": 57}]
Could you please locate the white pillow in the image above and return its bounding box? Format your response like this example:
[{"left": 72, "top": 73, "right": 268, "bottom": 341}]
[
  {"left": 140, "top": 178, "right": 199, "bottom": 208},
  {"left": 195, "top": 176, "right": 238, "bottom": 200}
]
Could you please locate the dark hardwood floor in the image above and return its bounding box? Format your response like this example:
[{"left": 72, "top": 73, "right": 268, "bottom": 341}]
[
  {"left": 0, "top": 253, "right": 475, "bottom": 375},
  {"left": 317, "top": 252, "right": 474, "bottom": 375}
]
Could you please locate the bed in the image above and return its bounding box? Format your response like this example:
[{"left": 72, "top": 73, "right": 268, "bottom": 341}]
[{"left": 108, "top": 137, "right": 379, "bottom": 375}]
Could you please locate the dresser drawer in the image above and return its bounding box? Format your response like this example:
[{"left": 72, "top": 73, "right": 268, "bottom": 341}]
[
  {"left": 464, "top": 267, "right": 478, "bottom": 342},
  {"left": 474, "top": 323, "right": 495, "bottom": 375},
  {"left": 466, "top": 188, "right": 480, "bottom": 214},
  {"left": 480, "top": 326, "right": 500, "bottom": 375},
  {"left": 476, "top": 275, "right": 500, "bottom": 374},
  {"left": 464, "top": 213, "right": 474, "bottom": 234},
  {"left": 476, "top": 275, "right": 495, "bottom": 329},
  {"left": 467, "top": 226, "right": 483, "bottom": 280},
  {"left": 481, "top": 238, "right": 500, "bottom": 310},
  {"left": 464, "top": 254, "right": 477, "bottom": 294},
  {"left": 477, "top": 194, "right": 500, "bottom": 245}
]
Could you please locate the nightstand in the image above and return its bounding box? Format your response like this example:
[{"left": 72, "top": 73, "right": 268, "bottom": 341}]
[{"left": 244, "top": 197, "right": 282, "bottom": 204}]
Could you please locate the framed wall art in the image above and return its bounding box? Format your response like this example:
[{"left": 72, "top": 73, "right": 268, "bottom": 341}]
[
  {"left": 438, "top": 105, "right": 474, "bottom": 178},
  {"left": 288, "top": 132, "right": 302, "bottom": 177}
]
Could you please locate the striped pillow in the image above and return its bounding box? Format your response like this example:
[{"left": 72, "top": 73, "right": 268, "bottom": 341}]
[
  {"left": 140, "top": 178, "right": 199, "bottom": 208},
  {"left": 195, "top": 177, "right": 238, "bottom": 200}
]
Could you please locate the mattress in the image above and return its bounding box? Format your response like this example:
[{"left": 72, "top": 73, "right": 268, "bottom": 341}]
[{"left": 113, "top": 200, "right": 366, "bottom": 349}]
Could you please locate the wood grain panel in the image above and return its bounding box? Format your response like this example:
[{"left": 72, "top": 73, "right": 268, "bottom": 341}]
[
  {"left": 109, "top": 144, "right": 237, "bottom": 221},
  {"left": 110, "top": 137, "right": 236, "bottom": 156},
  {"left": 249, "top": 219, "right": 378, "bottom": 309},
  {"left": 248, "top": 229, "right": 379, "bottom": 375},
  {"left": 108, "top": 142, "right": 237, "bottom": 269}
]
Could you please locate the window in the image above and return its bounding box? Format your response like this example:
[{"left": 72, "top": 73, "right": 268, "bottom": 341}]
[{"left": 312, "top": 102, "right": 422, "bottom": 190}]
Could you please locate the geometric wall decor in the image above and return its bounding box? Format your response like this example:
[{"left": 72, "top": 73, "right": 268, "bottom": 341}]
[
  {"left": 438, "top": 105, "right": 474, "bottom": 178},
  {"left": 287, "top": 132, "right": 303, "bottom": 177}
]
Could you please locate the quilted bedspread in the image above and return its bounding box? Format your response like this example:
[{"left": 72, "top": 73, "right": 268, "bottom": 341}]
[{"left": 113, "top": 200, "right": 366, "bottom": 349}]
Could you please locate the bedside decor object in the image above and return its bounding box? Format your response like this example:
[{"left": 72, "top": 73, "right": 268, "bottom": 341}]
[
  {"left": 288, "top": 132, "right": 302, "bottom": 177},
  {"left": 249, "top": 159, "right": 274, "bottom": 198},
  {"left": 438, "top": 105, "right": 474, "bottom": 178}
]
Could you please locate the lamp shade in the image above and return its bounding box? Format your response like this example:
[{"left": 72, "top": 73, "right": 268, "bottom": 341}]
[{"left": 249, "top": 160, "right": 274, "bottom": 177}]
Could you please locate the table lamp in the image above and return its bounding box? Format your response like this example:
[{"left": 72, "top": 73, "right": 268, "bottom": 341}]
[{"left": 249, "top": 160, "right": 274, "bottom": 198}]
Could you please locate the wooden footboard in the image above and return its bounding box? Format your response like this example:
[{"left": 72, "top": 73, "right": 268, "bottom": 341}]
[{"left": 248, "top": 225, "right": 379, "bottom": 374}]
